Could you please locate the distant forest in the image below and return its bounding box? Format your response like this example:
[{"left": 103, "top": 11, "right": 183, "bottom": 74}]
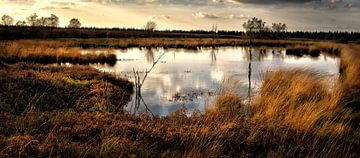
[
  {"left": 1, "top": 26, "right": 359, "bottom": 42},
  {"left": 0, "top": 13, "right": 359, "bottom": 42}
]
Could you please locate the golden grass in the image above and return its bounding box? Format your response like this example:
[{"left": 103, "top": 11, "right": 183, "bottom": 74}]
[
  {"left": 252, "top": 69, "right": 353, "bottom": 134},
  {"left": 210, "top": 92, "right": 243, "bottom": 115},
  {"left": 2, "top": 38, "right": 319, "bottom": 49},
  {"left": 0, "top": 40, "right": 359, "bottom": 157},
  {"left": 0, "top": 42, "right": 117, "bottom": 64},
  {"left": 1, "top": 38, "right": 339, "bottom": 65}
]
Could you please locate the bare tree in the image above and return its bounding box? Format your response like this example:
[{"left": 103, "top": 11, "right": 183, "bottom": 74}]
[
  {"left": 35, "top": 14, "right": 59, "bottom": 27},
  {"left": 48, "top": 14, "right": 59, "bottom": 27},
  {"left": 144, "top": 21, "right": 157, "bottom": 32},
  {"left": 68, "top": 18, "right": 81, "bottom": 28},
  {"left": 26, "top": 13, "right": 38, "bottom": 26},
  {"left": 271, "top": 23, "right": 287, "bottom": 32},
  {"left": 15, "top": 20, "right": 27, "bottom": 26},
  {"left": 211, "top": 24, "right": 218, "bottom": 40},
  {"left": 242, "top": 17, "right": 268, "bottom": 33},
  {"left": 36, "top": 17, "right": 47, "bottom": 26},
  {"left": 25, "top": 13, "right": 59, "bottom": 27},
  {"left": 1, "top": 15, "right": 14, "bottom": 26}
]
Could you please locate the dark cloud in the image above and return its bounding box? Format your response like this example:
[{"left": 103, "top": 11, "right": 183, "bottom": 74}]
[
  {"left": 231, "top": 0, "right": 318, "bottom": 4},
  {"left": 5, "top": 0, "right": 359, "bottom": 8},
  {"left": 230, "top": 0, "right": 358, "bottom": 8},
  {"left": 77, "top": 0, "right": 358, "bottom": 9},
  {"left": 79, "top": 0, "right": 210, "bottom": 5}
]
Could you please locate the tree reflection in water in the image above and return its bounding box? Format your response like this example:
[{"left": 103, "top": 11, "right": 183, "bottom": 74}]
[
  {"left": 144, "top": 48, "right": 155, "bottom": 64},
  {"left": 248, "top": 47, "right": 252, "bottom": 104},
  {"left": 210, "top": 47, "right": 218, "bottom": 66}
]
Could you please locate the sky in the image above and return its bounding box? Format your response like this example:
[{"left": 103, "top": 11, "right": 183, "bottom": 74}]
[{"left": 0, "top": 0, "right": 359, "bottom": 31}]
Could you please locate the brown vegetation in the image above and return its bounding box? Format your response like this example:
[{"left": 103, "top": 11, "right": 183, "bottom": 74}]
[
  {"left": 0, "top": 40, "right": 359, "bottom": 157},
  {"left": 0, "top": 38, "right": 330, "bottom": 51},
  {"left": 0, "top": 63, "right": 133, "bottom": 114},
  {"left": 0, "top": 42, "right": 117, "bottom": 65}
]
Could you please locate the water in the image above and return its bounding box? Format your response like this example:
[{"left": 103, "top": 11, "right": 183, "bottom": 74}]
[{"left": 89, "top": 47, "right": 340, "bottom": 116}]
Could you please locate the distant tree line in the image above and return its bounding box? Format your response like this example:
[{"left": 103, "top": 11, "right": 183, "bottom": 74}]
[
  {"left": 1, "top": 13, "right": 81, "bottom": 28},
  {"left": 242, "top": 17, "right": 287, "bottom": 33},
  {"left": 0, "top": 26, "right": 237, "bottom": 39},
  {"left": 0, "top": 14, "right": 359, "bottom": 42}
]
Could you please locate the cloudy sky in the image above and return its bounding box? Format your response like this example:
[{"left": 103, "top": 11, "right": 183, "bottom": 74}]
[{"left": 1, "top": 0, "right": 359, "bottom": 31}]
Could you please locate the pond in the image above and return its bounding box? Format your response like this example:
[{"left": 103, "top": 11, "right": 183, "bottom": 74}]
[{"left": 89, "top": 47, "right": 340, "bottom": 116}]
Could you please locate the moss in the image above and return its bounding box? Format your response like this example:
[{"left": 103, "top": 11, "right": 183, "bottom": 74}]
[{"left": 63, "top": 77, "right": 92, "bottom": 88}]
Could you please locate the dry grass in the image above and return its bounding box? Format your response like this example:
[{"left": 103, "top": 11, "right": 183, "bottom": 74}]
[
  {"left": 0, "top": 40, "right": 359, "bottom": 157},
  {"left": 3, "top": 38, "right": 318, "bottom": 49},
  {"left": 0, "top": 63, "right": 133, "bottom": 114},
  {"left": 0, "top": 38, "right": 335, "bottom": 65},
  {"left": 252, "top": 70, "right": 352, "bottom": 134},
  {"left": 0, "top": 42, "right": 117, "bottom": 64}
]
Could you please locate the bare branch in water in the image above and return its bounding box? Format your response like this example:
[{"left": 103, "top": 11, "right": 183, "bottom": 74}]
[{"left": 132, "top": 51, "right": 166, "bottom": 117}]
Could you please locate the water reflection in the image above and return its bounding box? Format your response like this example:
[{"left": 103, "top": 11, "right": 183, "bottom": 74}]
[
  {"left": 210, "top": 47, "right": 217, "bottom": 66},
  {"left": 144, "top": 48, "right": 155, "bottom": 64},
  {"left": 92, "top": 47, "right": 340, "bottom": 116},
  {"left": 248, "top": 48, "right": 252, "bottom": 104}
]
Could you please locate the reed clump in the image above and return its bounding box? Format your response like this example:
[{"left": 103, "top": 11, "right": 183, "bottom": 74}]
[{"left": 252, "top": 70, "right": 352, "bottom": 133}]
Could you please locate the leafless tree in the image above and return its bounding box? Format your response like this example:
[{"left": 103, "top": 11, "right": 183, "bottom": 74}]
[
  {"left": 26, "top": 13, "right": 38, "bottom": 26},
  {"left": 35, "top": 14, "right": 59, "bottom": 27},
  {"left": 271, "top": 23, "right": 287, "bottom": 32},
  {"left": 37, "top": 17, "right": 46, "bottom": 26},
  {"left": 68, "top": 18, "right": 81, "bottom": 28},
  {"left": 48, "top": 14, "right": 59, "bottom": 27},
  {"left": 243, "top": 17, "right": 269, "bottom": 33},
  {"left": 1, "top": 15, "right": 14, "bottom": 26},
  {"left": 144, "top": 21, "right": 157, "bottom": 32},
  {"left": 211, "top": 24, "right": 218, "bottom": 40}
]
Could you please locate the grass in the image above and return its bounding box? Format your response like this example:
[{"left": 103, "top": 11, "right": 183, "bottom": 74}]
[
  {"left": 3, "top": 38, "right": 323, "bottom": 50},
  {"left": 0, "top": 63, "right": 133, "bottom": 114},
  {"left": 0, "top": 40, "right": 359, "bottom": 157},
  {"left": 0, "top": 38, "right": 340, "bottom": 66},
  {"left": 253, "top": 70, "right": 351, "bottom": 132},
  {"left": 0, "top": 42, "right": 117, "bottom": 65},
  {"left": 338, "top": 45, "right": 360, "bottom": 125}
]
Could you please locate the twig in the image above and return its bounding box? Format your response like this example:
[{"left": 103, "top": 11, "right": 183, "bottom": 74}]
[{"left": 131, "top": 51, "right": 166, "bottom": 117}]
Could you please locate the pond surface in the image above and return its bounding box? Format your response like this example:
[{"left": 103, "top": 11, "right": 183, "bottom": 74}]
[{"left": 90, "top": 47, "right": 340, "bottom": 116}]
